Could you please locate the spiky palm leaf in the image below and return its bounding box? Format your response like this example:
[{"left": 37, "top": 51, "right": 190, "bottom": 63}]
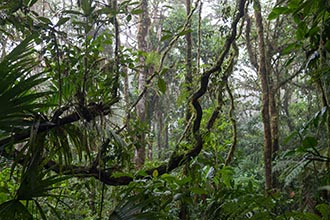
[
  {"left": 0, "top": 34, "right": 68, "bottom": 219},
  {"left": 0, "top": 33, "right": 51, "bottom": 139},
  {"left": 0, "top": 200, "right": 33, "bottom": 220},
  {"left": 109, "top": 195, "right": 164, "bottom": 220}
]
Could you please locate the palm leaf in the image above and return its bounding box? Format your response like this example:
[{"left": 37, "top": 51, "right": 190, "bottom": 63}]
[
  {"left": 10, "top": 133, "right": 72, "bottom": 201},
  {"left": 0, "top": 199, "right": 33, "bottom": 220},
  {"left": 0, "top": 33, "right": 51, "bottom": 138},
  {"left": 16, "top": 170, "right": 71, "bottom": 200},
  {"left": 109, "top": 195, "right": 163, "bottom": 220},
  {"left": 34, "top": 200, "right": 48, "bottom": 220}
]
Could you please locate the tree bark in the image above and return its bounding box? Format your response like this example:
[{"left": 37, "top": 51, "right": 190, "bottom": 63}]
[
  {"left": 282, "top": 87, "right": 295, "bottom": 132},
  {"left": 253, "top": 0, "right": 273, "bottom": 192},
  {"left": 111, "top": 0, "right": 120, "bottom": 99},
  {"left": 157, "top": 110, "right": 163, "bottom": 159},
  {"left": 245, "top": 16, "right": 258, "bottom": 69},
  {"left": 185, "top": 0, "right": 193, "bottom": 124},
  {"left": 180, "top": 1, "right": 193, "bottom": 218},
  {"left": 134, "top": 0, "right": 150, "bottom": 168},
  {"left": 269, "top": 82, "right": 279, "bottom": 188}
]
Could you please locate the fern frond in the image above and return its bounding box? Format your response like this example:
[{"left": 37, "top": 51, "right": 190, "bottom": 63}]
[
  {"left": 273, "top": 159, "right": 294, "bottom": 173},
  {"left": 282, "top": 159, "right": 308, "bottom": 187}
]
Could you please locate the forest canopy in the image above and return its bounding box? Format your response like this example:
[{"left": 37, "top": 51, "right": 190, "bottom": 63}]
[{"left": 0, "top": 0, "right": 329, "bottom": 219}]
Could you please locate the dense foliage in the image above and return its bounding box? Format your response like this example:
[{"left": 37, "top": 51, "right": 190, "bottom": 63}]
[{"left": 0, "top": 0, "right": 329, "bottom": 219}]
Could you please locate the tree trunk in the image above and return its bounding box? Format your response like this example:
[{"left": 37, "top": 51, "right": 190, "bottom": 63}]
[
  {"left": 179, "top": 1, "right": 193, "bottom": 219},
  {"left": 283, "top": 87, "right": 295, "bottom": 132},
  {"left": 157, "top": 110, "right": 163, "bottom": 159},
  {"left": 253, "top": 0, "right": 273, "bottom": 192},
  {"left": 266, "top": 35, "right": 279, "bottom": 188},
  {"left": 111, "top": 0, "right": 120, "bottom": 99},
  {"left": 185, "top": 0, "right": 193, "bottom": 124},
  {"left": 134, "top": 0, "right": 150, "bottom": 168},
  {"left": 270, "top": 85, "right": 279, "bottom": 188}
]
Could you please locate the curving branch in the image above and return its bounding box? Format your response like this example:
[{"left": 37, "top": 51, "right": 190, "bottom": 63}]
[
  {"left": 0, "top": 98, "right": 119, "bottom": 154},
  {"left": 224, "top": 81, "right": 237, "bottom": 166}
]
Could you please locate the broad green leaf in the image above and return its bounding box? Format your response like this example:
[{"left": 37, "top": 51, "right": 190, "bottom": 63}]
[
  {"left": 177, "top": 177, "right": 192, "bottom": 185},
  {"left": 296, "top": 21, "right": 307, "bottom": 40},
  {"left": 152, "top": 170, "right": 159, "bottom": 178},
  {"left": 308, "top": 25, "right": 320, "bottom": 37},
  {"left": 281, "top": 43, "right": 298, "bottom": 55},
  {"left": 299, "top": 213, "right": 322, "bottom": 220},
  {"left": 38, "top": 16, "right": 52, "bottom": 25},
  {"left": 126, "top": 14, "right": 132, "bottom": 22},
  {"left": 131, "top": 8, "right": 144, "bottom": 15},
  {"left": 160, "top": 68, "right": 169, "bottom": 75},
  {"left": 112, "top": 172, "right": 134, "bottom": 178},
  {"left": 55, "top": 17, "right": 70, "bottom": 27},
  {"left": 325, "top": 40, "right": 330, "bottom": 51},
  {"left": 178, "top": 29, "right": 192, "bottom": 37},
  {"left": 81, "top": 0, "right": 93, "bottom": 16},
  {"left": 135, "top": 170, "right": 148, "bottom": 177},
  {"left": 287, "top": 0, "right": 302, "bottom": 9},
  {"left": 316, "top": 203, "right": 330, "bottom": 219},
  {"left": 220, "top": 166, "right": 234, "bottom": 188},
  {"left": 190, "top": 187, "right": 207, "bottom": 195},
  {"left": 157, "top": 78, "right": 166, "bottom": 94},
  {"left": 268, "top": 7, "right": 290, "bottom": 20},
  {"left": 161, "top": 34, "right": 172, "bottom": 41},
  {"left": 161, "top": 174, "right": 177, "bottom": 182},
  {"left": 302, "top": 136, "right": 317, "bottom": 149}
]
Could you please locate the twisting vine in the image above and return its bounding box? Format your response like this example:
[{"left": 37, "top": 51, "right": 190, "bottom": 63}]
[
  {"left": 187, "top": 0, "right": 246, "bottom": 159},
  {"left": 224, "top": 81, "right": 237, "bottom": 166},
  {"left": 222, "top": 41, "right": 239, "bottom": 166}
]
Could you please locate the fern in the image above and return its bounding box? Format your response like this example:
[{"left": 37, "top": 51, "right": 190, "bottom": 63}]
[
  {"left": 282, "top": 159, "right": 308, "bottom": 187},
  {"left": 273, "top": 159, "right": 294, "bottom": 173}
]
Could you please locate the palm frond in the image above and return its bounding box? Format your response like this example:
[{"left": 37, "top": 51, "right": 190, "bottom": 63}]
[
  {"left": 34, "top": 200, "right": 48, "bottom": 220},
  {"left": 0, "top": 33, "right": 51, "bottom": 138},
  {"left": 0, "top": 199, "right": 33, "bottom": 220},
  {"left": 109, "top": 195, "right": 163, "bottom": 220},
  {"left": 16, "top": 170, "right": 71, "bottom": 200}
]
